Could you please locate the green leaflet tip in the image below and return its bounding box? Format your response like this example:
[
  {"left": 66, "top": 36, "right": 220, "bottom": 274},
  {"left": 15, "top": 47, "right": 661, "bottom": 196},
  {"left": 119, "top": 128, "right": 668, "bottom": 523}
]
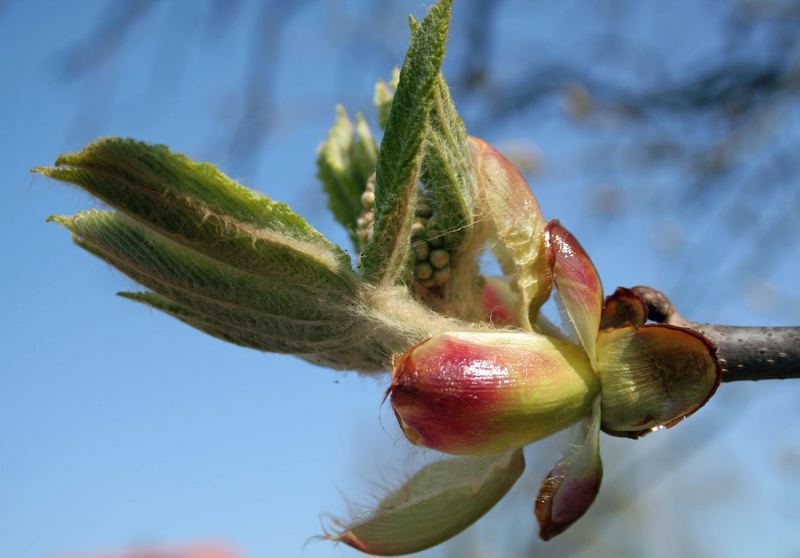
[
  {"left": 117, "top": 291, "right": 145, "bottom": 301},
  {"left": 410, "top": 0, "right": 452, "bottom": 31},
  {"left": 53, "top": 147, "right": 88, "bottom": 167},
  {"left": 46, "top": 214, "right": 70, "bottom": 226}
]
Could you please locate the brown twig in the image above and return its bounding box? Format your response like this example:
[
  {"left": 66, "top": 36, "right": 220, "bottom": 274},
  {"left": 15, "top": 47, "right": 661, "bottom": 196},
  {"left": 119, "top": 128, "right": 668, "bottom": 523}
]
[{"left": 631, "top": 285, "right": 800, "bottom": 382}]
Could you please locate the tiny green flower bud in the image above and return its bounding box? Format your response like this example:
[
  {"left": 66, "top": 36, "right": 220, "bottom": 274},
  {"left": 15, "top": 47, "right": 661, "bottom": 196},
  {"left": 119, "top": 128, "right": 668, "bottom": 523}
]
[
  {"left": 427, "top": 228, "right": 444, "bottom": 248},
  {"left": 432, "top": 267, "right": 450, "bottom": 286},
  {"left": 421, "top": 277, "right": 437, "bottom": 288},
  {"left": 412, "top": 239, "right": 431, "bottom": 261},
  {"left": 411, "top": 222, "right": 427, "bottom": 239},
  {"left": 391, "top": 331, "right": 599, "bottom": 456},
  {"left": 429, "top": 249, "right": 450, "bottom": 269},
  {"left": 443, "top": 231, "right": 461, "bottom": 251},
  {"left": 361, "top": 189, "right": 375, "bottom": 207},
  {"left": 415, "top": 202, "right": 433, "bottom": 218},
  {"left": 414, "top": 262, "right": 434, "bottom": 280}
]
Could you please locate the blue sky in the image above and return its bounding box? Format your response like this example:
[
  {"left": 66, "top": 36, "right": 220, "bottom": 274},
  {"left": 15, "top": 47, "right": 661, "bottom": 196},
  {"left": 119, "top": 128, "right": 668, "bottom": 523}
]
[{"left": 2, "top": 1, "right": 799, "bottom": 557}]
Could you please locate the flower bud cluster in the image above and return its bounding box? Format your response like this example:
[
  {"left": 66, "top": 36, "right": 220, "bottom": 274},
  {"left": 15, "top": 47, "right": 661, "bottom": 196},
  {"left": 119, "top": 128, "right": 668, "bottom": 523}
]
[
  {"left": 357, "top": 177, "right": 454, "bottom": 289},
  {"left": 356, "top": 175, "right": 376, "bottom": 247},
  {"left": 410, "top": 200, "right": 452, "bottom": 289}
]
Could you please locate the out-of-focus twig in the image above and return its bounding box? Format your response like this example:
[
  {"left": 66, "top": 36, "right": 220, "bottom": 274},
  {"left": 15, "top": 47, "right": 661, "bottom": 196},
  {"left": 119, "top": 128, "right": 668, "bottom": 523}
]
[{"left": 56, "top": 0, "right": 158, "bottom": 80}]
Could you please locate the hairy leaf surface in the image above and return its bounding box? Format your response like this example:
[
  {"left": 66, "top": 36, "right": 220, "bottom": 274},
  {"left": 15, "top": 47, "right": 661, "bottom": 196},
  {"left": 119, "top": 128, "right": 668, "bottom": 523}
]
[
  {"left": 361, "top": 0, "right": 452, "bottom": 284},
  {"left": 317, "top": 106, "right": 377, "bottom": 246},
  {"left": 331, "top": 449, "right": 524, "bottom": 555},
  {"left": 36, "top": 138, "right": 357, "bottom": 295}
]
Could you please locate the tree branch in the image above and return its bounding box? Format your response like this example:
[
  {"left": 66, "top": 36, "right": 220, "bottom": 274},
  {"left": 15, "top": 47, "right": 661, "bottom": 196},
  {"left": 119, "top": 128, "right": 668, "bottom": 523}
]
[{"left": 631, "top": 286, "right": 800, "bottom": 382}]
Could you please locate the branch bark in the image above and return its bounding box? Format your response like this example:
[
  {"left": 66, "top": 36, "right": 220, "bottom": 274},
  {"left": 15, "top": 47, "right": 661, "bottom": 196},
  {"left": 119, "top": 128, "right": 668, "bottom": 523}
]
[{"left": 631, "top": 286, "right": 800, "bottom": 382}]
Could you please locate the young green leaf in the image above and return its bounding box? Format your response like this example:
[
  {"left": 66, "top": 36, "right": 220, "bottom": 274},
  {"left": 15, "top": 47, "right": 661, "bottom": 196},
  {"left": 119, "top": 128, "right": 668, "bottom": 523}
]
[
  {"left": 352, "top": 113, "right": 378, "bottom": 183},
  {"left": 422, "top": 75, "right": 475, "bottom": 252},
  {"left": 49, "top": 209, "right": 458, "bottom": 372},
  {"left": 535, "top": 397, "right": 603, "bottom": 540},
  {"left": 420, "top": 75, "right": 482, "bottom": 316},
  {"left": 374, "top": 67, "right": 400, "bottom": 130},
  {"left": 120, "top": 291, "right": 387, "bottom": 372},
  {"left": 361, "top": 0, "right": 452, "bottom": 284},
  {"left": 35, "top": 138, "right": 357, "bottom": 296},
  {"left": 317, "top": 106, "right": 378, "bottom": 247},
  {"left": 50, "top": 211, "right": 363, "bottom": 356},
  {"left": 330, "top": 449, "right": 525, "bottom": 555},
  {"left": 317, "top": 106, "right": 363, "bottom": 245},
  {"left": 395, "top": 7, "right": 473, "bottom": 226}
]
